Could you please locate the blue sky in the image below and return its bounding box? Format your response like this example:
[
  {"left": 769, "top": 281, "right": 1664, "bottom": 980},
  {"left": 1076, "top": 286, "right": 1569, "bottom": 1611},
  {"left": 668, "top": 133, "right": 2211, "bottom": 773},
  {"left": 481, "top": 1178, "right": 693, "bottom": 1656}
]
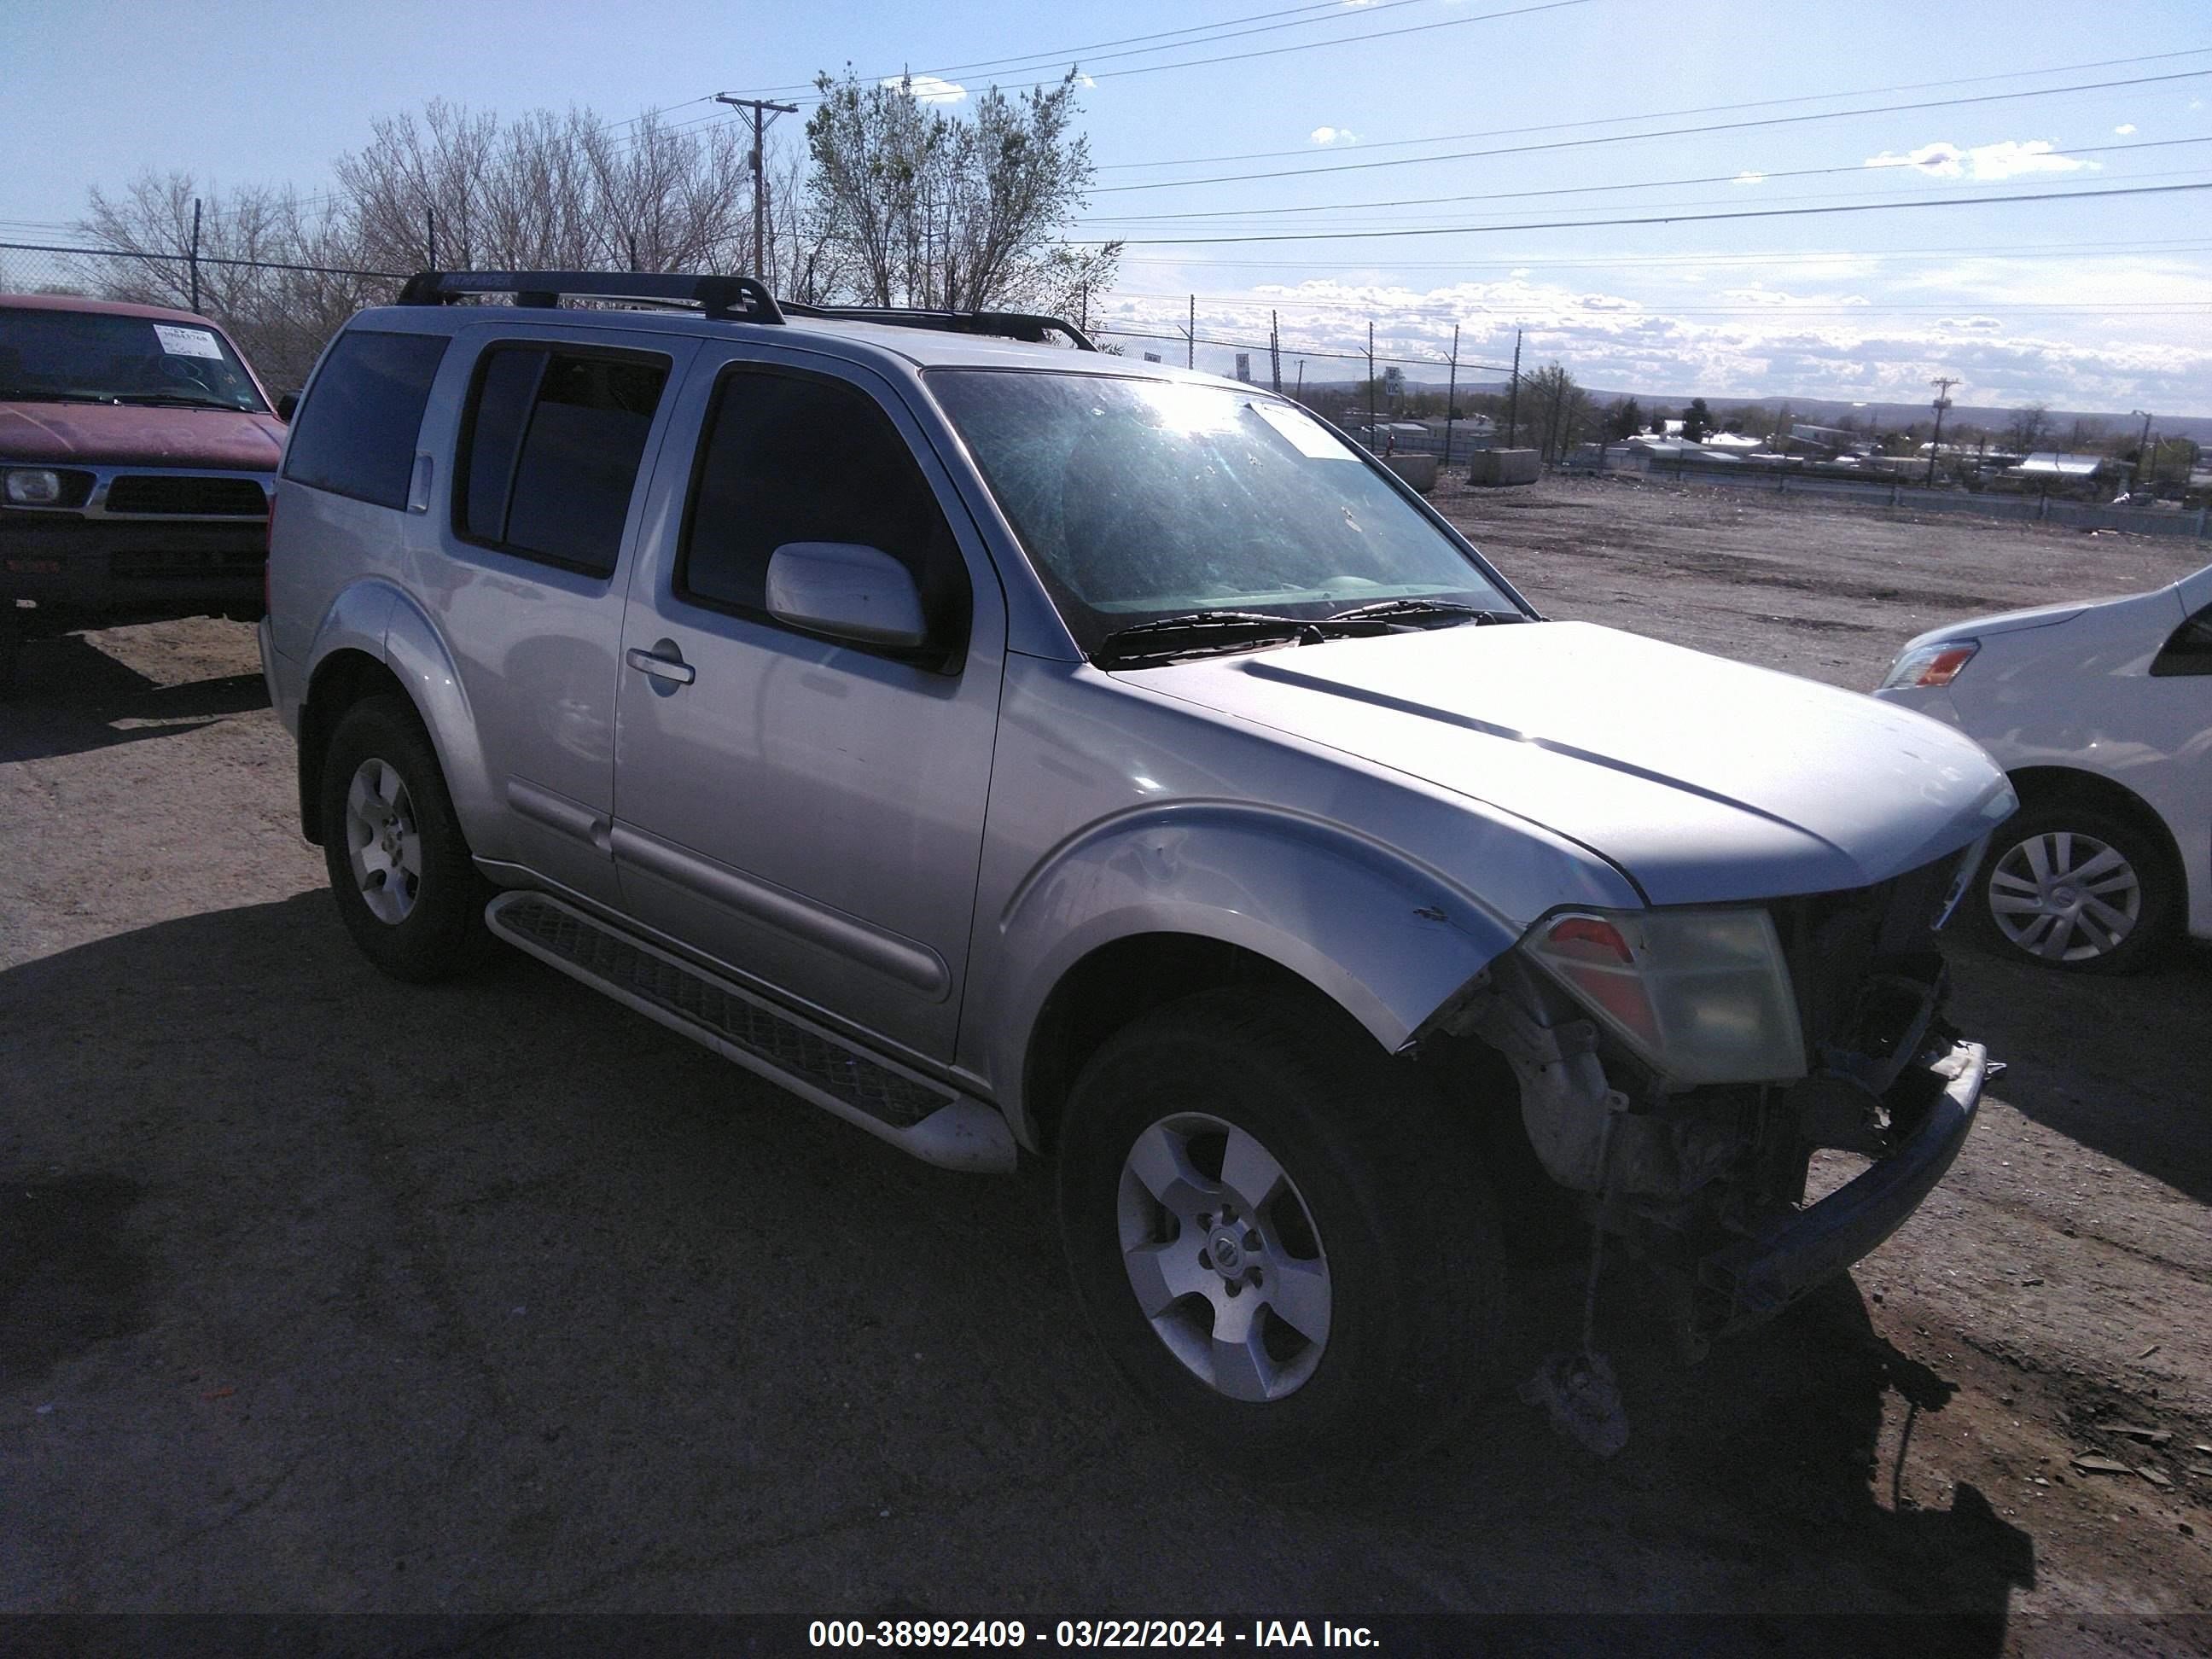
[{"left": 13, "top": 0, "right": 2212, "bottom": 412}]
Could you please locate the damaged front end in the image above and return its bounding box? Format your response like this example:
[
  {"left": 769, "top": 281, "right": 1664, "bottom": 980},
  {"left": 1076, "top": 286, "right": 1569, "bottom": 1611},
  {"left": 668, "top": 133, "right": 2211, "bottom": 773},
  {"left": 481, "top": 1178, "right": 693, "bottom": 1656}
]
[{"left": 1418, "top": 848, "right": 1988, "bottom": 1353}]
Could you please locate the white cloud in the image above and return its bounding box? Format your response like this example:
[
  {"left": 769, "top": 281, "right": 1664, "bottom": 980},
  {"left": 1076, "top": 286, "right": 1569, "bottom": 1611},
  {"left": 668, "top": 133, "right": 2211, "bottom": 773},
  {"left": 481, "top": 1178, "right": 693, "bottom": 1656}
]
[
  {"left": 1732, "top": 171, "right": 1765, "bottom": 185},
  {"left": 1309, "top": 125, "right": 1359, "bottom": 146},
  {"left": 2114, "top": 123, "right": 2137, "bottom": 135},
  {"left": 1099, "top": 268, "right": 2212, "bottom": 408},
  {"left": 1863, "top": 138, "right": 2095, "bottom": 181},
  {"left": 886, "top": 73, "right": 967, "bottom": 104}
]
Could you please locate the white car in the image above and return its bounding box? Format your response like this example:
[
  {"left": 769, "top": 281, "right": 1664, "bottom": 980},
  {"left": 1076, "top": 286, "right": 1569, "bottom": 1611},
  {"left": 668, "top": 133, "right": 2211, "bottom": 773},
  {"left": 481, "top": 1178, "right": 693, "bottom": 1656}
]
[{"left": 1876, "top": 561, "right": 2212, "bottom": 971}]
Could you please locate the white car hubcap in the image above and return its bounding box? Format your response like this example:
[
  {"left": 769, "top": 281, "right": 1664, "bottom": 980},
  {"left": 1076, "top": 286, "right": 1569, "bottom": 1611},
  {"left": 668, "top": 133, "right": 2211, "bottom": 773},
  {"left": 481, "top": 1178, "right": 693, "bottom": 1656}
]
[
  {"left": 345, "top": 757, "right": 423, "bottom": 925},
  {"left": 1987, "top": 830, "right": 2140, "bottom": 962}
]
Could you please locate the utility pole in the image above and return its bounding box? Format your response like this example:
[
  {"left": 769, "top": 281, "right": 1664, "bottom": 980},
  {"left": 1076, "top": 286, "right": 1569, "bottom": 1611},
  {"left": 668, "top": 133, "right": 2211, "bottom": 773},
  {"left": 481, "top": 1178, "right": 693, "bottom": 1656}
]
[
  {"left": 1295, "top": 360, "right": 1304, "bottom": 402},
  {"left": 1505, "top": 328, "right": 1522, "bottom": 449},
  {"left": 1925, "top": 375, "right": 1958, "bottom": 487},
  {"left": 1366, "top": 323, "right": 1377, "bottom": 452},
  {"left": 1186, "top": 295, "right": 1195, "bottom": 370},
  {"left": 2132, "top": 409, "right": 2154, "bottom": 491},
  {"left": 1443, "top": 323, "right": 1460, "bottom": 472},
  {"left": 714, "top": 94, "right": 800, "bottom": 278},
  {"left": 189, "top": 196, "right": 201, "bottom": 313},
  {"left": 1269, "top": 310, "right": 1283, "bottom": 394}
]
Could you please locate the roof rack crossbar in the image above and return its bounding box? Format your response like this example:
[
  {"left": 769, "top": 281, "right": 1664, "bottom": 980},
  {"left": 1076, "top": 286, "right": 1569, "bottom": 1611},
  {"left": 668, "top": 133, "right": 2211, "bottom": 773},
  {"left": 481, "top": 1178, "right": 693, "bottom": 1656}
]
[
  {"left": 774, "top": 302, "right": 1097, "bottom": 352},
  {"left": 397, "top": 270, "right": 785, "bottom": 324}
]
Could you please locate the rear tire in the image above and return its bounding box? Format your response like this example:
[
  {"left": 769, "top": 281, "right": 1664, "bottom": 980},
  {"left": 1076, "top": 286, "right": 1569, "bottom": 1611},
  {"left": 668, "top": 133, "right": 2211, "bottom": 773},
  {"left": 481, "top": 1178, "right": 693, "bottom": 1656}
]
[
  {"left": 318, "top": 695, "right": 493, "bottom": 981},
  {"left": 1056, "top": 989, "right": 1505, "bottom": 1484},
  {"left": 1971, "top": 800, "right": 2175, "bottom": 974}
]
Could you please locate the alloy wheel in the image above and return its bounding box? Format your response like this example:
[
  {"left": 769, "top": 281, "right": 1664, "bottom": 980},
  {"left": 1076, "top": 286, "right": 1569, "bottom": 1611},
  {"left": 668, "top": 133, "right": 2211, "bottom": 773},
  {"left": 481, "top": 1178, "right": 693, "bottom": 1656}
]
[
  {"left": 1117, "top": 1112, "right": 1332, "bottom": 1403},
  {"left": 343, "top": 757, "right": 423, "bottom": 925}
]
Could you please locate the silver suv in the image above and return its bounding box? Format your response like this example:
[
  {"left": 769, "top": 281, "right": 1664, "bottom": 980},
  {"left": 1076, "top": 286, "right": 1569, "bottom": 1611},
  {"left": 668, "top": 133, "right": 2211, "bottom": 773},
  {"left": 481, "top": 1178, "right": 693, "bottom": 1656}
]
[{"left": 262, "top": 271, "right": 2010, "bottom": 1477}]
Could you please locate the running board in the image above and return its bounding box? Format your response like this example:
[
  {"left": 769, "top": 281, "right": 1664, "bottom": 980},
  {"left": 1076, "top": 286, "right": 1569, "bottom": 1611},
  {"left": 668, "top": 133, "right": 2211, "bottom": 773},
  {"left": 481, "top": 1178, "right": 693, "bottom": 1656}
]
[{"left": 484, "top": 891, "right": 1016, "bottom": 1173}]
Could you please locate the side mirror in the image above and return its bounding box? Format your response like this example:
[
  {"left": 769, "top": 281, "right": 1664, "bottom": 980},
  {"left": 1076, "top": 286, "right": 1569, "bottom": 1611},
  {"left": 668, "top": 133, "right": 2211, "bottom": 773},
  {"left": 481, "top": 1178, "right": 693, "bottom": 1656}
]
[
  {"left": 276, "top": 391, "right": 300, "bottom": 422},
  {"left": 765, "top": 542, "right": 928, "bottom": 649}
]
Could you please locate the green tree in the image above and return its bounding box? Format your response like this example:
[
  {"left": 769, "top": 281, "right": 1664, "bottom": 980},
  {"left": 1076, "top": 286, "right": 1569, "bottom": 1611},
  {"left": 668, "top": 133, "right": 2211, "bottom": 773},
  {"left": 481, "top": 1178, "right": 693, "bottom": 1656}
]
[
  {"left": 1603, "top": 396, "right": 1642, "bottom": 440},
  {"left": 806, "top": 67, "right": 1120, "bottom": 313},
  {"left": 1682, "top": 397, "right": 1714, "bottom": 442}
]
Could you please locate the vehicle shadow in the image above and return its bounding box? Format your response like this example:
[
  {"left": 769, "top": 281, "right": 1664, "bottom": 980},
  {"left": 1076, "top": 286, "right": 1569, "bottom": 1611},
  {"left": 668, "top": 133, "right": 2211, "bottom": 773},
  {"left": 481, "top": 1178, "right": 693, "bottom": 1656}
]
[
  {"left": 1, "top": 630, "right": 269, "bottom": 765},
  {"left": 0, "top": 894, "right": 2029, "bottom": 1638},
  {"left": 1941, "top": 934, "right": 2212, "bottom": 1206}
]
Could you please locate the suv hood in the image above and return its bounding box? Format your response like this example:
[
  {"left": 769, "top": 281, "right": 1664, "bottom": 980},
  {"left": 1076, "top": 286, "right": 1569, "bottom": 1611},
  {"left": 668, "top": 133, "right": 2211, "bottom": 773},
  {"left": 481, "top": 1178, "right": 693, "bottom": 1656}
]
[
  {"left": 0, "top": 400, "right": 283, "bottom": 470},
  {"left": 1121, "top": 620, "right": 2012, "bottom": 905}
]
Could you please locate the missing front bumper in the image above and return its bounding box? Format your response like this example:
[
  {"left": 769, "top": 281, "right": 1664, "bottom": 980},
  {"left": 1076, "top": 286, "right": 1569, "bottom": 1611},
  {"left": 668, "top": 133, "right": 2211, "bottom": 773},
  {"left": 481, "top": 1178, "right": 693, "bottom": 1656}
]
[{"left": 1693, "top": 1039, "right": 1986, "bottom": 1335}]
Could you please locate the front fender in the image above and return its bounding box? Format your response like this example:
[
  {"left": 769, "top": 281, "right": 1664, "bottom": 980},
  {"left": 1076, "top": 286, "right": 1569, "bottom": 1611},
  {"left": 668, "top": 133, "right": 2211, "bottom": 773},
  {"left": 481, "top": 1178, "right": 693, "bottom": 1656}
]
[{"left": 986, "top": 802, "right": 1523, "bottom": 1127}]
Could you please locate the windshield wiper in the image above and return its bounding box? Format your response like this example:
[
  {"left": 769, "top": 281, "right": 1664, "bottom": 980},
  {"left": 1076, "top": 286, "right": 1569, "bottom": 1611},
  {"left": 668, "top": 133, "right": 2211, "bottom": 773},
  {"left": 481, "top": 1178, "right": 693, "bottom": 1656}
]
[
  {"left": 1091, "top": 610, "right": 1313, "bottom": 669},
  {"left": 108, "top": 392, "right": 250, "bottom": 410},
  {"left": 1328, "top": 597, "right": 1528, "bottom": 627}
]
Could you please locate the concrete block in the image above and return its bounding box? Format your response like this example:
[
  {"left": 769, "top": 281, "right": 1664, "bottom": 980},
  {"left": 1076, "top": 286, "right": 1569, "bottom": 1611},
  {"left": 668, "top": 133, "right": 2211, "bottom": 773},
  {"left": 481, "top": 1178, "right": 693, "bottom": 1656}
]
[
  {"left": 1468, "top": 448, "right": 1540, "bottom": 486},
  {"left": 1382, "top": 452, "right": 1438, "bottom": 493}
]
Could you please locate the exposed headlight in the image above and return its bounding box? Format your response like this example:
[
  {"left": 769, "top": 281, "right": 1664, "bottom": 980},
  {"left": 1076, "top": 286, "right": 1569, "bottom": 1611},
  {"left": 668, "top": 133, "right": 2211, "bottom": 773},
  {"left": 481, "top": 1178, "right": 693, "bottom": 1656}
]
[
  {"left": 1878, "top": 637, "right": 1980, "bottom": 690},
  {"left": 1521, "top": 906, "right": 1806, "bottom": 1086},
  {"left": 3, "top": 468, "right": 63, "bottom": 506}
]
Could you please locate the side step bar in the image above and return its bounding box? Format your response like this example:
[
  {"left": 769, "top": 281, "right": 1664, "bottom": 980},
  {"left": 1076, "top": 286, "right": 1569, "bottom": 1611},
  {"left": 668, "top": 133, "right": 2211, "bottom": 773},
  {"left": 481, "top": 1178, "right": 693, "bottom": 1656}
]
[{"left": 484, "top": 890, "right": 1016, "bottom": 1173}]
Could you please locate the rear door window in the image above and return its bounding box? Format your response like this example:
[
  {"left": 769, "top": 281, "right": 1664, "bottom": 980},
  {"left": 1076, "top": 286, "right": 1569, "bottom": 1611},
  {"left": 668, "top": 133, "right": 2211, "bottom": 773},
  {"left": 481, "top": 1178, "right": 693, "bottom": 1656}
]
[
  {"left": 282, "top": 329, "right": 450, "bottom": 509},
  {"left": 454, "top": 344, "right": 670, "bottom": 577}
]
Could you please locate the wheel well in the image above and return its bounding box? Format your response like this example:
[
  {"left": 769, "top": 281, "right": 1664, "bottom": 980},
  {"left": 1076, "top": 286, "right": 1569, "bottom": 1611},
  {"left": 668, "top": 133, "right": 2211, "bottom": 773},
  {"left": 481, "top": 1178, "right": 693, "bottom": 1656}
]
[
  {"left": 2005, "top": 765, "right": 2187, "bottom": 905},
  {"left": 1022, "top": 934, "right": 1366, "bottom": 1155},
  {"left": 298, "top": 649, "right": 410, "bottom": 845}
]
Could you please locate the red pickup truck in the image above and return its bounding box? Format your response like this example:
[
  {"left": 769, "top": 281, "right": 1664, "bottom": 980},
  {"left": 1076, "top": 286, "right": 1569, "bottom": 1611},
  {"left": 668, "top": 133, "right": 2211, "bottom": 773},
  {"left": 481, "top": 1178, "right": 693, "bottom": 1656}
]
[{"left": 1, "top": 293, "right": 286, "bottom": 690}]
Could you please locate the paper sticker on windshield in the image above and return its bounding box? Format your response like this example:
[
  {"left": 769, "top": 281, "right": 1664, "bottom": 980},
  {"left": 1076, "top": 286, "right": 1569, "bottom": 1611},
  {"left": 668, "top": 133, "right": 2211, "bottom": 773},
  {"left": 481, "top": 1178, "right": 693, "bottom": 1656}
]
[
  {"left": 153, "top": 325, "right": 225, "bottom": 360},
  {"left": 1248, "top": 399, "right": 1353, "bottom": 459}
]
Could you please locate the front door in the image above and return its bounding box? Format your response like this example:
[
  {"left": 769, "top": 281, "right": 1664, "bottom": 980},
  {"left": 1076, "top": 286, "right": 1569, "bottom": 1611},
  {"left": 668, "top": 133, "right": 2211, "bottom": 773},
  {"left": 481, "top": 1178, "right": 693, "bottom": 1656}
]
[{"left": 609, "top": 348, "right": 1005, "bottom": 1062}]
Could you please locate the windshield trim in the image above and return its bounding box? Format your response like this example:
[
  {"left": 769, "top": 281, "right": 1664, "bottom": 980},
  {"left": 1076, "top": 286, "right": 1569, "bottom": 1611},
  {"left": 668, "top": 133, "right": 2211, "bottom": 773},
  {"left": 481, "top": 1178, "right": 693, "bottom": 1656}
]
[{"left": 921, "top": 365, "right": 1535, "bottom": 652}]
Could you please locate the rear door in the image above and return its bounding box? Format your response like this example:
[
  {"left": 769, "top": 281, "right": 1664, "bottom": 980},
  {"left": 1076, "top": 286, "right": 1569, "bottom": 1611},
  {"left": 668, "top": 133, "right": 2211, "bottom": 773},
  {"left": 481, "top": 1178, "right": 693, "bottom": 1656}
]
[
  {"left": 609, "top": 345, "right": 1006, "bottom": 1062},
  {"left": 427, "top": 325, "right": 696, "bottom": 905}
]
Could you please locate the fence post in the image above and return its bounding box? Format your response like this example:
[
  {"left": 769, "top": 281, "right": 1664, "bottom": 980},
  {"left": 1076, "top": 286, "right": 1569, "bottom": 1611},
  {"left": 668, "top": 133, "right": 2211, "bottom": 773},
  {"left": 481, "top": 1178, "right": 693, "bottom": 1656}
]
[{"left": 2039, "top": 486, "right": 2049, "bottom": 522}]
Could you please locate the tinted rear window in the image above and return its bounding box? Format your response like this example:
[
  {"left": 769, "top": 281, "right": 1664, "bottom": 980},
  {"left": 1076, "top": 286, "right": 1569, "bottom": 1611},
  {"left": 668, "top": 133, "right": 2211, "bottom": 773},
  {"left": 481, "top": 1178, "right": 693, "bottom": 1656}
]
[
  {"left": 454, "top": 346, "right": 668, "bottom": 576},
  {"left": 283, "top": 330, "right": 450, "bottom": 509}
]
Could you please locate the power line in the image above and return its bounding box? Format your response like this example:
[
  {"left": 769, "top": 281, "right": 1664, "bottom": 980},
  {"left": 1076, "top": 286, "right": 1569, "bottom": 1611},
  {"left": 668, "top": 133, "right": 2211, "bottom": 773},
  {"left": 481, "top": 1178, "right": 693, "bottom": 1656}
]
[
  {"left": 1079, "top": 178, "right": 2212, "bottom": 247},
  {"left": 715, "top": 0, "right": 1441, "bottom": 101},
  {"left": 1097, "top": 46, "right": 2212, "bottom": 171},
  {"left": 1089, "top": 68, "right": 2212, "bottom": 194},
  {"left": 1114, "top": 235, "right": 2212, "bottom": 270},
  {"left": 1079, "top": 135, "right": 2212, "bottom": 224}
]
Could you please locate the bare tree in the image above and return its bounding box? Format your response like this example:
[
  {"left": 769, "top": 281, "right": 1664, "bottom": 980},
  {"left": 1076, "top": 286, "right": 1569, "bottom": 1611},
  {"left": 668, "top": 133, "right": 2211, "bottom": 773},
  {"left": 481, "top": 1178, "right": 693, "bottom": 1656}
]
[
  {"left": 1518, "top": 364, "right": 1588, "bottom": 462},
  {"left": 77, "top": 171, "right": 385, "bottom": 387},
  {"left": 2005, "top": 403, "right": 2052, "bottom": 454}
]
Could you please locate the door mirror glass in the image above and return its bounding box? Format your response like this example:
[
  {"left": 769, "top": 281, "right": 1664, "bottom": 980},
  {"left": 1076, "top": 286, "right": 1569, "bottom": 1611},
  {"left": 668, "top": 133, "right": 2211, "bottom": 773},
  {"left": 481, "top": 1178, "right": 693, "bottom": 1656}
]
[
  {"left": 276, "top": 390, "right": 300, "bottom": 422},
  {"left": 765, "top": 542, "right": 929, "bottom": 649}
]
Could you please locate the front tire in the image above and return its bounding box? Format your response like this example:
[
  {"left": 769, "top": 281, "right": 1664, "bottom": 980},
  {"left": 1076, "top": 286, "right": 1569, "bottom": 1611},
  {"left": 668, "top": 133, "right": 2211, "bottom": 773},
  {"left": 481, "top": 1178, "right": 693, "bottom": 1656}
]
[
  {"left": 1056, "top": 990, "right": 1504, "bottom": 1483},
  {"left": 1973, "top": 801, "right": 2175, "bottom": 974},
  {"left": 318, "top": 695, "right": 492, "bottom": 981}
]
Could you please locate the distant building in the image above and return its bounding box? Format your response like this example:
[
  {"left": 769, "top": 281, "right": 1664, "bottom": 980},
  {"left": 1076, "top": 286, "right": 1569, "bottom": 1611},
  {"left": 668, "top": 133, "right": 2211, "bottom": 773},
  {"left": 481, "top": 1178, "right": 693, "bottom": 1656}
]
[{"left": 2012, "top": 451, "right": 2118, "bottom": 482}]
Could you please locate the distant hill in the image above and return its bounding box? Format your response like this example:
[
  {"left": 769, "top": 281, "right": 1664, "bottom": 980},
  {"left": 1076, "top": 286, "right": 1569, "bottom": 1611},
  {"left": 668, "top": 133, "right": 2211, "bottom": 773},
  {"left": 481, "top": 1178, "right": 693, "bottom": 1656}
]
[{"left": 1295, "top": 378, "right": 2211, "bottom": 444}]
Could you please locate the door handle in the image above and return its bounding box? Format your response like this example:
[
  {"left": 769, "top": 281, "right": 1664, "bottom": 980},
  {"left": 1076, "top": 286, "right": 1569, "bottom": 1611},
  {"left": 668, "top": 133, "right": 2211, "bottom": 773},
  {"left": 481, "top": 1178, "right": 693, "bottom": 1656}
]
[{"left": 626, "top": 645, "right": 696, "bottom": 686}]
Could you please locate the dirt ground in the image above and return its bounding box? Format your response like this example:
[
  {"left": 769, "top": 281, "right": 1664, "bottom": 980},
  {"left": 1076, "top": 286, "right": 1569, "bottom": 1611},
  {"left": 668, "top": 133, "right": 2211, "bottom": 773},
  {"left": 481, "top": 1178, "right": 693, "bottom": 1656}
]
[{"left": 3, "top": 477, "right": 2210, "bottom": 1653}]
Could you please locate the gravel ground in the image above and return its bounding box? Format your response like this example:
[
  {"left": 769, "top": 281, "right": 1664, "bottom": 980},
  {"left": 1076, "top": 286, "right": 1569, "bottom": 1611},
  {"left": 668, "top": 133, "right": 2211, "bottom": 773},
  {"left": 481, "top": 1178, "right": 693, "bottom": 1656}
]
[{"left": 3, "top": 479, "right": 2209, "bottom": 1653}]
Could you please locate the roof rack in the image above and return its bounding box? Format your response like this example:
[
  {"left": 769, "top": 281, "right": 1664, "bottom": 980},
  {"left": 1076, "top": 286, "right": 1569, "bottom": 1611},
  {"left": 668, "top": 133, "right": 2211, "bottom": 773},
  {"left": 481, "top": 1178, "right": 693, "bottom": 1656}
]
[
  {"left": 775, "top": 301, "right": 1097, "bottom": 352},
  {"left": 393, "top": 271, "right": 1097, "bottom": 351},
  {"left": 396, "top": 270, "right": 785, "bottom": 323}
]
